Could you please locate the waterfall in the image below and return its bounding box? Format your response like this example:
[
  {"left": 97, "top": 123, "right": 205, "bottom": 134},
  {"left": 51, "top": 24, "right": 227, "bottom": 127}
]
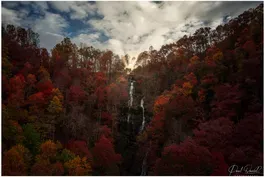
[
  {"left": 141, "top": 141, "right": 152, "bottom": 176},
  {"left": 140, "top": 150, "right": 149, "bottom": 176},
  {"left": 129, "top": 81, "right": 134, "bottom": 107},
  {"left": 127, "top": 80, "right": 134, "bottom": 123},
  {"left": 127, "top": 114, "right": 131, "bottom": 123},
  {"left": 140, "top": 97, "right": 145, "bottom": 131}
]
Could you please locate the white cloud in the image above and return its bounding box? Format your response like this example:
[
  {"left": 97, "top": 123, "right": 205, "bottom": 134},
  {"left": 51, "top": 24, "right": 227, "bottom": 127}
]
[
  {"left": 2, "top": 7, "right": 21, "bottom": 26},
  {"left": 49, "top": 1, "right": 71, "bottom": 12},
  {"left": 31, "top": 12, "right": 68, "bottom": 51},
  {"left": 32, "top": 2, "right": 49, "bottom": 12},
  {"left": 82, "top": 1, "right": 260, "bottom": 68},
  {"left": 2, "top": 1, "right": 261, "bottom": 68},
  {"left": 86, "top": 2, "right": 205, "bottom": 59},
  {"left": 49, "top": 1, "right": 97, "bottom": 20},
  {"left": 38, "top": 32, "right": 65, "bottom": 52},
  {"left": 71, "top": 32, "right": 103, "bottom": 49},
  {"left": 2, "top": 3, "right": 69, "bottom": 52},
  {"left": 33, "top": 12, "right": 68, "bottom": 34},
  {"left": 107, "top": 39, "right": 125, "bottom": 56}
]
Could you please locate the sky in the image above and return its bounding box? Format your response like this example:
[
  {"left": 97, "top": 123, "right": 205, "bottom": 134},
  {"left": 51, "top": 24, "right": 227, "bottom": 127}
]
[{"left": 1, "top": 1, "right": 262, "bottom": 68}]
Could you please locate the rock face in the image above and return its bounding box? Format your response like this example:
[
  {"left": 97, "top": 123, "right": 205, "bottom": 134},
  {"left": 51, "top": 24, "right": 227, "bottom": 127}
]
[{"left": 115, "top": 75, "right": 151, "bottom": 175}]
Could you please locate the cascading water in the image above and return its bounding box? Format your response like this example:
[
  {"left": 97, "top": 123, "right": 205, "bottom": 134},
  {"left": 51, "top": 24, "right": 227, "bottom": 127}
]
[
  {"left": 140, "top": 97, "right": 145, "bottom": 131},
  {"left": 129, "top": 81, "right": 134, "bottom": 107},
  {"left": 140, "top": 141, "right": 152, "bottom": 176},
  {"left": 127, "top": 80, "right": 134, "bottom": 123},
  {"left": 140, "top": 149, "right": 149, "bottom": 176},
  {"left": 127, "top": 114, "right": 131, "bottom": 123}
]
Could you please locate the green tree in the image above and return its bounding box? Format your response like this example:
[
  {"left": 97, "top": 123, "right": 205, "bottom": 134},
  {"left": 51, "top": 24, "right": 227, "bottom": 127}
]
[{"left": 22, "top": 123, "right": 41, "bottom": 155}]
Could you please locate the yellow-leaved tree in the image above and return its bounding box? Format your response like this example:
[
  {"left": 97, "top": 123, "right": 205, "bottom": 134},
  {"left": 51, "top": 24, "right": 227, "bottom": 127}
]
[
  {"left": 48, "top": 96, "right": 63, "bottom": 114},
  {"left": 64, "top": 156, "right": 92, "bottom": 175},
  {"left": 3, "top": 144, "right": 31, "bottom": 175}
]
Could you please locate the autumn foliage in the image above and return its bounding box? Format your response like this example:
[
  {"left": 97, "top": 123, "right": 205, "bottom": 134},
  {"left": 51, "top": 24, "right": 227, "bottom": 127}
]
[
  {"left": 134, "top": 4, "right": 263, "bottom": 176},
  {"left": 64, "top": 156, "right": 92, "bottom": 175},
  {"left": 155, "top": 138, "right": 213, "bottom": 175},
  {"left": 2, "top": 3, "right": 263, "bottom": 176},
  {"left": 3, "top": 144, "right": 31, "bottom": 176},
  {"left": 92, "top": 135, "right": 122, "bottom": 168}
]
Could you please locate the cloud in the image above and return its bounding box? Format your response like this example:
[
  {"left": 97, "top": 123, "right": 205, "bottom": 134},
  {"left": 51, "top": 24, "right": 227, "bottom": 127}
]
[
  {"left": 2, "top": 7, "right": 22, "bottom": 26},
  {"left": 107, "top": 39, "right": 125, "bottom": 56},
  {"left": 82, "top": 1, "right": 260, "bottom": 68},
  {"left": 31, "top": 1, "right": 49, "bottom": 13},
  {"left": 2, "top": 1, "right": 261, "bottom": 68},
  {"left": 2, "top": 1, "right": 20, "bottom": 8},
  {"left": 33, "top": 12, "right": 68, "bottom": 34},
  {"left": 49, "top": 1, "right": 71, "bottom": 12},
  {"left": 71, "top": 32, "right": 103, "bottom": 49},
  {"left": 32, "top": 12, "right": 69, "bottom": 51},
  {"left": 49, "top": 1, "right": 97, "bottom": 20},
  {"left": 2, "top": 2, "right": 69, "bottom": 52}
]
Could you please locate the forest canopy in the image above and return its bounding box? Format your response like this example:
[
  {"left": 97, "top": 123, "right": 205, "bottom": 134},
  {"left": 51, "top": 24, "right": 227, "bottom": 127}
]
[{"left": 1, "top": 3, "right": 263, "bottom": 176}]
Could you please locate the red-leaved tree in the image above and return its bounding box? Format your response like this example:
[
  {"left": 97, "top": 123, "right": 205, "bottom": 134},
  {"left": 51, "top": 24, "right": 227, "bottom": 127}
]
[{"left": 154, "top": 138, "right": 213, "bottom": 175}]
